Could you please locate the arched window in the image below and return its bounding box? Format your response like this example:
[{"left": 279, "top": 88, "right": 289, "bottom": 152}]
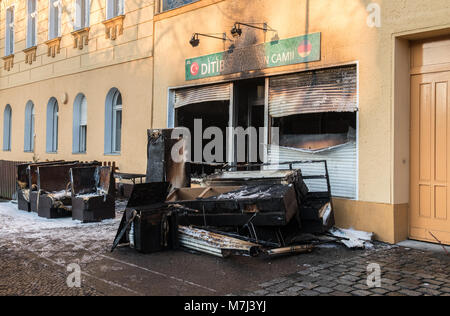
[
  {"left": 46, "top": 98, "right": 59, "bottom": 153},
  {"left": 105, "top": 88, "right": 122, "bottom": 154},
  {"left": 24, "top": 101, "right": 35, "bottom": 152},
  {"left": 73, "top": 93, "right": 87, "bottom": 153},
  {"left": 3, "top": 105, "right": 12, "bottom": 151}
]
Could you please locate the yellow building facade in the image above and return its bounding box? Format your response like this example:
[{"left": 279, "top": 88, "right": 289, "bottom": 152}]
[
  {"left": 1, "top": 0, "right": 450, "bottom": 245},
  {"left": 0, "top": 0, "right": 154, "bottom": 173},
  {"left": 152, "top": 0, "right": 450, "bottom": 244}
]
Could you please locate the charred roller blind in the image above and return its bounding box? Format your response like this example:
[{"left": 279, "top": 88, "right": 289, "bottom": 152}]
[
  {"left": 174, "top": 83, "right": 232, "bottom": 109},
  {"left": 269, "top": 65, "right": 357, "bottom": 117}
]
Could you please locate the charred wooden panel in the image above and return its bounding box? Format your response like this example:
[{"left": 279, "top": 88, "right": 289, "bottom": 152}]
[
  {"left": 146, "top": 129, "right": 190, "bottom": 189},
  {"left": 126, "top": 183, "right": 170, "bottom": 208},
  {"left": 71, "top": 167, "right": 97, "bottom": 195},
  {"left": 97, "top": 166, "right": 115, "bottom": 196},
  {"left": 72, "top": 195, "right": 115, "bottom": 223}
]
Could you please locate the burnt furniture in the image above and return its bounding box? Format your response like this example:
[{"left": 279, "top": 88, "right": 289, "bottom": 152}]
[
  {"left": 28, "top": 161, "right": 71, "bottom": 213},
  {"left": 71, "top": 166, "right": 116, "bottom": 223},
  {"left": 112, "top": 183, "right": 179, "bottom": 254},
  {"left": 37, "top": 162, "right": 100, "bottom": 219},
  {"left": 16, "top": 163, "right": 31, "bottom": 212},
  {"left": 37, "top": 164, "right": 77, "bottom": 218},
  {"left": 172, "top": 184, "right": 300, "bottom": 227},
  {"left": 115, "top": 172, "right": 146, "bottom": 199}
]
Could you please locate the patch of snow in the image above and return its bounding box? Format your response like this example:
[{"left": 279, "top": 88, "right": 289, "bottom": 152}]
[
  {"left": 329, "top": 227, "right": 374, "bottom": 249},
  {"left": 0, "top": 201, "right": 121, "bottom": 265}
]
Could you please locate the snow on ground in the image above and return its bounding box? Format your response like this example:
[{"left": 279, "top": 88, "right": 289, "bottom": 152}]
[{"left": 0, "top": 201, "right": 122, "bottom": 265}]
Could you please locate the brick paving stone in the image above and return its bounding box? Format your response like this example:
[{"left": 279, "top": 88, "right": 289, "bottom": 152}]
[
  {"left": 315, "top": 287, "right": 334, "bottom": 294},
  {"left": 265, "top": 282, "right": 292, "bottom": 293},
  {"left": 381, "top": 278, "right": 398, "bottom": 285},
  {"left": 370, "top": 288, "right": 389, "bottom": 295},
  {"left": 334, "top": 285, "right": 354, "bottom": 293},
  {"left": 298, "top": 289, "right": 320, "bottom": 296},
  {"left": 422, "top": 279, "right": 445, "bottom": 286},
  {"left": 295, "top": 281, "right": 318, "bottom": 290},
  {"left": 396, "top": 282, "right": 420, "bottom": 290},
  {"left": 353, "top": 283, "right": 370, "bottom": 291},
  {"left": 335, "top": 278, "right": 355, "bottom": 286},
  {"left": 315, "top": 280, "right": 338, "bottom": 288},
  {"left": 386, "top": 292, "right": 406, "bottom": 296},
  {"left": 399, "top": 289, "right": 422, "bottom": 296},
  {"left": 417, "top": 287, "right": 442, "bottom": 296},
  {"left": 420, "top": 283, "right": 440, "bottom": 290},
  {"left": 340, "top": 275, "right": 361, "bottom": 282},
  {"left": 253, "top": 289, "right": 269, "bottom": 296},
  {"left": 381, "top": 284, "right": 401, "bottom": 292},
  {"left": 330, "top": 291, "right": 353, "bottom": 296},
  {"left": 351, "top": 290, "right": 372, "bottom": 296}
]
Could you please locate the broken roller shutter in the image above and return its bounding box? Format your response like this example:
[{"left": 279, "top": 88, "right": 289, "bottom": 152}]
[
  {"left": 269, "top": 65, "right": 357, "bottom": 117},
  {"left": 267, "top": 142, "right": 357, "bottom": 199},
  {"left": 174, "top": 83, "right": 232, "bottom": 108}
]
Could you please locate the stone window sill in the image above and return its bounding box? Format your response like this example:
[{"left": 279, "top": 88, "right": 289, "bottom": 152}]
[{"left": 102, "top": 15, "right": 125, "bottom": 40}]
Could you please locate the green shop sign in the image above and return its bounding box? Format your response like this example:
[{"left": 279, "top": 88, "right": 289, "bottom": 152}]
[{"left": 185, "top": 33, "right": 321, "bottom": 81}]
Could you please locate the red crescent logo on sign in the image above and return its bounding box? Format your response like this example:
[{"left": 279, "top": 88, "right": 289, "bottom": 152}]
[
  {"left": 298, "top": 40, "right": 312, "bottom": 58},
  {"left": 190, "top": 62, "right": 199, "bottom": 76}
]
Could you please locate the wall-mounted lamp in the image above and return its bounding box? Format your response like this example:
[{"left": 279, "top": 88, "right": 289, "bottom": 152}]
[
  {"left": 230, "top": 22, "right": 270, "bottom": 38},
  {"left": 189, "top": 33, "right": 231, "bottom": 47}
]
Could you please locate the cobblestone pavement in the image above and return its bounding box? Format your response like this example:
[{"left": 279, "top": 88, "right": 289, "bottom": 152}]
[
  {"left": 1, "top": 201, "right": 449, "bottom": 296},
  {"left": 238, "top": 246, "right": 450, "bottom": 296},
  {"left": 0, "top": 245, "right": 102, "bottom": 296}
]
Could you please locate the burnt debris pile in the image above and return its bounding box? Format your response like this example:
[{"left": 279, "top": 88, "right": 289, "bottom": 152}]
[{"left": 111, "top": 129, "right": 368, "bottom": 258}]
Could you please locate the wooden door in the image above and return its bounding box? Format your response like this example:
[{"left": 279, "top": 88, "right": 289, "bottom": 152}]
[{"left": 410, "top": 71, "right": 450, "bottom": 245}]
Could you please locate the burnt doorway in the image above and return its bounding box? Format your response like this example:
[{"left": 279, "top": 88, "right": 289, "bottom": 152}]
[
  {"left": 175, "top": 101, "right": 229, "bottom": 163},
  {"left": 234, "top": 78, "right": 266, "bottom": 166}
]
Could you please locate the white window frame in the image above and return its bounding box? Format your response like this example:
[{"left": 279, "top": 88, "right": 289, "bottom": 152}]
[
  {"left": 73, "top": 94, "right": 88, "bottom": 153},
  {"left": 111, "top": 91, "right": 122, "bottom": 153},
  {"left": 106, "top": 0, "right": 124, "bottom": 20},
  {"left": 74, "top": 0, "right": 90, "bottom": 30},
  {"left": 79, "top": 96, "right": 88, "bottom": 152},
  {"left": 48, "top": 0, "right": 62, "bottom": 40},
  {"left": 105, "top": 88, "right": 123, "bottom": 154},
  {"left": 5, "top": 5, "right": 15, "bottom": 56},
  {"left": 27, "top": 0, "right": 38, "bottom": 48}
]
